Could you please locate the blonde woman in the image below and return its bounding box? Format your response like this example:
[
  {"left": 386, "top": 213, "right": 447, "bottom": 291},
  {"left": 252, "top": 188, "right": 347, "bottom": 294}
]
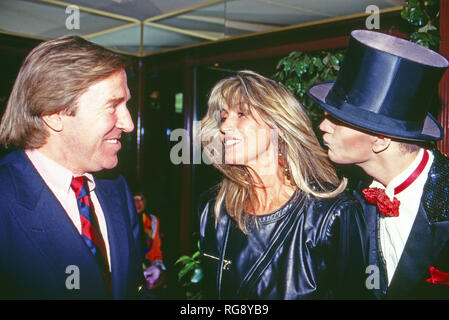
[{"left": 198, "top": 70, "right": 368, "bottom": 299}]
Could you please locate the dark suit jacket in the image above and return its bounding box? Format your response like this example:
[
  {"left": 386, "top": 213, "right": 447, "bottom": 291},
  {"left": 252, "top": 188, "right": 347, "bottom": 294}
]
[
  {"left": 0, "top": 150, "right": 144, "bottom": 299},
  {"left": 355, "top": 150, "right": 449, "bottom": 299}
]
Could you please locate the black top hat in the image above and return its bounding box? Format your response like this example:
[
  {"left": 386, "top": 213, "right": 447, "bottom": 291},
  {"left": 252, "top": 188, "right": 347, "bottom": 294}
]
[{"left": 307, "top": 30, "right": 449, "bottom": 141}]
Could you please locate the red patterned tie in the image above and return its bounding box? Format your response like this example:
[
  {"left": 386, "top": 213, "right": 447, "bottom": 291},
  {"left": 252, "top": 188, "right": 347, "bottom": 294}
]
[{"left": 71, "top": 176, "right": 112, "bottom": 293}]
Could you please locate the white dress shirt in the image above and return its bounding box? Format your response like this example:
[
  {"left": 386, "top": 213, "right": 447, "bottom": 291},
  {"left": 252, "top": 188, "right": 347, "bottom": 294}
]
[
  {"left": 25, "top": 149, "right": 112, "bottom": 270},
  {"left": 368, "top": 148, "right": 434, "bottom": 285}
]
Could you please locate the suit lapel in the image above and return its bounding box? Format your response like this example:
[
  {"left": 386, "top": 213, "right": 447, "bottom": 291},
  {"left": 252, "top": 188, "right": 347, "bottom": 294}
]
[
  {"left": 387, "top": 203, "right": 449, "bottom": 298},
  {"left": 94, "top": 179, "right": 130, "bottom": 299},
  {"left": 9, "top": 151, "right": 108, "bottom": 294},
  {"left": 364, "top": 204, "right": 378, "bottom": 265},
  {"left": 354, "top": 186, "right": 388, "bottom": 299},
  {"left": 364, "top": 203, "right": 389, "bottom": 299},
  {"left": 32, "top": 188, "right": 109, "bottom": 288}
]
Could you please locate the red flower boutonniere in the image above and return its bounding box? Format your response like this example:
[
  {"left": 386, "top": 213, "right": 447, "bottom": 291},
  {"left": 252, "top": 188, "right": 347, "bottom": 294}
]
[{"left": 426, "top": 266, "right": 449, "bottom": 285}]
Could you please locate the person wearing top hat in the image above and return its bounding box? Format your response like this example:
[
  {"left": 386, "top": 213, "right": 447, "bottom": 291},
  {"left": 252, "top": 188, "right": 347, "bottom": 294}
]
[{"left": 307, "top": 30, "right": 449, "bottom": 299}]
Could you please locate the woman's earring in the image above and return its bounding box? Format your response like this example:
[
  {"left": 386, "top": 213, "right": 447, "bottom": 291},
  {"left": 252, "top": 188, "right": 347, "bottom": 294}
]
[{"left": 278, "top": 140, "right": 290, "bottom": 180}]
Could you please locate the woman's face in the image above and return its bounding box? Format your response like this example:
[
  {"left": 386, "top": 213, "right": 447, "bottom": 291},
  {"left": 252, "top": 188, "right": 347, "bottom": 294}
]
[{"left": 219, "top": 102, "right": 278, "bottom": 175}]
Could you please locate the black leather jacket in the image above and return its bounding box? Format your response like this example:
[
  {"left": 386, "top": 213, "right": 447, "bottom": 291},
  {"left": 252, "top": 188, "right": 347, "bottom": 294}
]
[{"left": 199, "top": 189, "right": 369, "bottom": 299}]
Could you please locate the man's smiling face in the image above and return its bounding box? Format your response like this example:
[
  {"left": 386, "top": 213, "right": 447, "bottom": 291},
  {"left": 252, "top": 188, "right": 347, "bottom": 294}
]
[{"left": 59, "top": 69, "right": 134, "bottom": 174}]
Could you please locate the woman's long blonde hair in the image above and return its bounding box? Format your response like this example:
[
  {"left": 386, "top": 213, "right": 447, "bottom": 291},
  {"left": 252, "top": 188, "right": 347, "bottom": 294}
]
[{"left": 200, "top": 70, "right": 346, "bottom": 233}]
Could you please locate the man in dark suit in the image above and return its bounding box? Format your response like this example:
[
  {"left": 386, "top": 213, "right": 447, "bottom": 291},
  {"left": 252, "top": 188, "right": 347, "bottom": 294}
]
[
  {"left": 308, "top": 30, "right": 449, "bottom": 299},
  {"left": 0, "top": 36, "right": 144, "bottom": 299}
]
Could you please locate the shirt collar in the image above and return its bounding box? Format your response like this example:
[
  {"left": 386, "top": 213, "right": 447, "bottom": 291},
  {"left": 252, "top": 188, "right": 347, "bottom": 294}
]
[
  {"left": 25, "top": 149, "right": 96, "bottom": 196},
  {"left": 369, "top": 148, "right": 428, "bottom": 199}
]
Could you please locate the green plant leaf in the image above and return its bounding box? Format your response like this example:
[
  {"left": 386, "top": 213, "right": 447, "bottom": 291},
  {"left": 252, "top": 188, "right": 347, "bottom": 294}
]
[
  {"left": 308, "top": 63, "right": 315, "bottom": 75},
  {"left": 192, "top": 250, "right": 201, "bottom": 259},
  {"left": 272, "top": 49, "right": 345, "bottom": 130},
  {"left": 401, "top": 0, "right": 440, "bottom": 51},
  {"left": 178, "top": 261, "right": 198, "bottom": 280},
  {"left": 287, "top": 51, "right": 299, "bottom": 58},
  {"left": 175, "top": 255, "right": 192, "bottom": 265},
  {"left": 276, "top": 57, "right": 286, "bottom": 69},
  {"left": 402, "top": 5, "right": 428, "bottom": 26},
  {"left": 312, "top": 57, "right": 325, "bottom": 71}
]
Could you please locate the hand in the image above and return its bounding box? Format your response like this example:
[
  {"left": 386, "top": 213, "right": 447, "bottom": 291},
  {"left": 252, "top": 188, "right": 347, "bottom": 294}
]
[{"left": 143, "top": 265, "right": 162, "bottom": 289}]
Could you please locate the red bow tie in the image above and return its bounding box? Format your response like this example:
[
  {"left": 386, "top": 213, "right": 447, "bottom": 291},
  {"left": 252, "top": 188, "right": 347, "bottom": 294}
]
[
  {"left": 362, "top": 188, "right": 400, "bottom": 217},
  {"left": 362, "top": 149, "right": 430, "bottom": 218}
]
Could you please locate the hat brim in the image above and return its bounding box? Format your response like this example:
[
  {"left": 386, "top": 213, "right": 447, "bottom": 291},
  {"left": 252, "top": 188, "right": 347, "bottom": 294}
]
[{"left": 307, "top": 81, "right": 443, "bottom": 142}]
